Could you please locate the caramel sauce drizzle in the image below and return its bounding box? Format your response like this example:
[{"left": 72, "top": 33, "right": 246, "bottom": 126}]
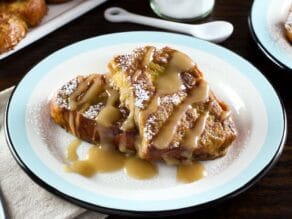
[
  {"left": 66, "top": 74, "right": 121, "bottom": 140},
  {"left": 65, "top": 143, "right": 157, "bottom": 180},
  {"left": 135, "top": 50, "right": 197, "bottom": 153},
  {"left": 64, "top": 139, "right": 203, "bottom": 183},
  {"left": 69, "top": 75, "right": 100, "bottom": 110},
  {"left": 220, "top": 110, "right": 231, "bottom": 121},
  {"left": 140, "top": 49, "right": 211, "bottom": 151},
  {"left": 66, "top": 138, "right": 81, "bottom": 161},
  {"left": 65, "top": 146, "right": 126, "bottom": 177},
  {"left": 182, "top": 112, "right": 209, "bottom": 150},
  {"left": 96, "top": 88, "right": 121, "bottom": 127},
  {"left": 177, "top": 162, "right": 206, "bottom": 183},
  {"left": 142, "top": 46, "right": 155, "bottom": 66},
  {"left": 124, "top": 156, "right": 158, "bottom": 179},
  {"left": 76, "top": 77, "right": 103, "bottom": 108},
  {"left": 68, "top": 111, "right": 76, "bottom": 136},
  {"left": 153, "top": 80, "right": 210, "bottom": 149},
  {"left": 67, "top": 75, "right": 105, "bottom": 137},
  {"left": 143, "top": 51, "right": 195, "bottom": 117},
  {"left": 156, "top": 51, "right": 194, "bottom": 93}
]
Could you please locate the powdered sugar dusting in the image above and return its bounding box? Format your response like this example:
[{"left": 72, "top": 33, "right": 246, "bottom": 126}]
[
  {"left": 115, "top": 47, "right": 156, "bottom": 109},
  {"left": 133, "top": 79, "right": 151, "bottom": 108},
  {"left": 60, "top": 78, "right": 78, "bottom": 96},
  {"left": 144, "top": 115, "right": 157, "bottom": 140},
  {"left": 55, "top": 78, "right": 78, "bottom": 108},
  {"left": 116, "top": 54, "right": 135, "bottom": 72},
  {"left": 55, "top": 95, "right": 67, "bottom": 108},
  {"left": 115, "top": 47, "right": 145, "bottom": 73},
  {"left": 160, "top": 92, "right": 186, "bottom": 106},
  {"left": 82, "top": 102, "right": 104, "bottom": 119}
]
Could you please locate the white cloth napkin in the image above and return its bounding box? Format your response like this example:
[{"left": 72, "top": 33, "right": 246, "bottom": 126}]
[{"left": 0, "top": 87, "right": 107, "bottom": 219}]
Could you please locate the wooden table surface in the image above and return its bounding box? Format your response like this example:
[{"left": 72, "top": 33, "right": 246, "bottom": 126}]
[{"left": 0, "top": 0, "right": 291, "bottom": 218}]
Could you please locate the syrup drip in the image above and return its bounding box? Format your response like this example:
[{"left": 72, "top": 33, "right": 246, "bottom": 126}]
[
  {"left": 177, "top": 162, "right": 206, "bottom": 183},
  {"left": 66, "top": 138, "right": 81, "bottom": 161},
  {"left": 124, "top": 157, "right": 157, "bottom": 179},
  {"left": 96, "top": 89, "right": 121, "bottom": 127},
  {"left": 182, "top": 112, "right": 209, "bottom": 150},
  {"left": 64, "top": 140, "right": 204, "bottom": 183},
  {"left": 64, "top": 142, "right": 158, "bottom": 180}
]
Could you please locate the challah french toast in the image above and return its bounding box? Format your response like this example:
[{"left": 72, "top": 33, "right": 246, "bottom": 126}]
[
  {"left": 0, "top": 0, "right": 73, "bottom": 54},
  {"left": 0, "top": 11, "right": 27, "bottom": 54},
  {"left": 0, "top": 0, "right": 47, "bottom": 54},
  {"left": 50, "top": 46, "right": 237, "bottom": 164},
  {"left": 109, "top": 46, "right": 237, "bottom": 163},
  {"left": 50, "top": 74, "right": 137, "bottom": 151},
  {"left": 0, "top": 0, "right": 47, "bottom": 27},
  {"left": 285, "top": 7, "right": 292, "bottom": 43}
]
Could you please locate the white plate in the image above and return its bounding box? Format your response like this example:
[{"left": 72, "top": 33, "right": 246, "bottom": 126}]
[
  {"left": 5, "top": 32, "right": 286, "bottom": 216},
  {"left": 0, "top": 0, "right": 107, "bottom": 60},
  {"left": 249, "top": 0, "right": 292, "bottom": 70}
]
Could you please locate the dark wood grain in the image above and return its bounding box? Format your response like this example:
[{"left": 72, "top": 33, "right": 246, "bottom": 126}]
[{"left": 0, "top": 0, "right": 291, "bottom": 218}]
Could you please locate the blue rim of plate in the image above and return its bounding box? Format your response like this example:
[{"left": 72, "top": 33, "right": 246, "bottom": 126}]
[
  {"left": 249, "top": 0, "right": 292, "bottom": 71},
  {"left": 4, "top": 31, "right": 287, "bottom": 217}
]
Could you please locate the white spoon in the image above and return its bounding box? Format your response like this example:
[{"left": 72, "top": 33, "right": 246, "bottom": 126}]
[{"left": 104, "top": 7, "right": 234, "bottom": 43}]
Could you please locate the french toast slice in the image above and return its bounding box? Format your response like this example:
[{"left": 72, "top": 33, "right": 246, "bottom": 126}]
[
  {"left": 0, "top": 11, "right": 27, "bottom": 54},
  {"left": 50, "top": 74, "right": 137, "bottom": 151},
  {"left": 285, "top": 7, "right": 292, "bottom": 43},
  {"left": 109, "top": 46, "right": 237, "bottom": 163},
  {"left": 0, "top": 0, "right": 47, "bottom": 27}
]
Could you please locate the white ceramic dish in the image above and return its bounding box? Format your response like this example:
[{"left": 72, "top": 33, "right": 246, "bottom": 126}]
[
  {"left": 249, "top": 0, "right": 292, "bottom": 70},
  {"left": 5, "top": 32, "right": 286, "bottom": 217},
  {"left": 0, "top": 0, "right": 107, "bottom": 60}
]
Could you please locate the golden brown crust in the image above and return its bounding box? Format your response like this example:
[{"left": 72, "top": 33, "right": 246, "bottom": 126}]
[
  {"left": 0, "top": 0, "right": 47, "bottom": 27},
  {"left": 0, "top": 11, "right": 27, "bottom": 54}
]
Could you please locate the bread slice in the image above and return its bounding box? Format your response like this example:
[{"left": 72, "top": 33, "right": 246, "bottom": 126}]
[
  {"left": 0, "top": 0, "right": 47, "bottom": 27},
  {"left": 109, "top": 46, "right": 237, "bottom": 163},
  {"left": 0, "top": 11, "right": 27, "bottom": 54},
  {"left": 285, "top": 7, "right": 292, "bottom": 43},
  {"left": 50, "top": 74, "right": 137, "bottom": 151}
]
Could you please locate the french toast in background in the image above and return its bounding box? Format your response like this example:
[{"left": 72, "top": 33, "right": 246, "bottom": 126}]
[
  {"left": 285, "top": 7, "right": 292, "bottom": 43},
  {"left": 50, "top": 46, "right": 237, "bottom": 165},
  {"left": 0, "top": 11, "right": 27, "bottom": 54},
  {"left": 0, "top": 0, "right": 72, "bottom": 54},
  {"left": 0, "top": 0, "right": 47, "bottom": 27}
]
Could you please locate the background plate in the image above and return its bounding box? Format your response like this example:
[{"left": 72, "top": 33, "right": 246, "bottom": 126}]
[
  {"left": 5, "top": 32, "right": 286, "bottom": 216},
  {"left": 249, "top": 0, "right": 292, "bottom": 70}
]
